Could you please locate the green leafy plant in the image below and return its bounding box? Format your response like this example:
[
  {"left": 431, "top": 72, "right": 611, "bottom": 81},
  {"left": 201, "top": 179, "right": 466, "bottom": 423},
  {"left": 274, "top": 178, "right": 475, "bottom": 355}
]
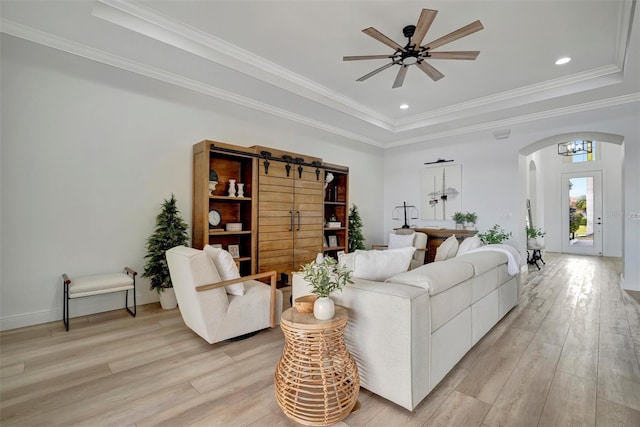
[
  {"left": 348, "top": 204, "right": 366, "bottom": 251},
  {"left": 143, "top": 194, "right": 189, "bottom": 293},
  {"left": 452, "top": 211, "right": 466, "bottom": 224},
  {"left": 477, "top": 224, "right": 512, "bottom": 244},
  {"left": 464, "top": 212, "right": 478, "bottom": 224},
  {"left": 301, "top": 256, "right": 353, "bottom": 298},
  {"left": 569, "top": 212, "right": 580, "bottom": 235},
  {"left": 526, "top": 226, "right": 546, "bottom": 239}
]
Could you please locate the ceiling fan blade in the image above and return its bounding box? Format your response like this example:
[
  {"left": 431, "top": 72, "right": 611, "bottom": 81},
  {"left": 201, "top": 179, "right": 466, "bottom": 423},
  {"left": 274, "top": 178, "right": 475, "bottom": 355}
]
[
  {"left": 362, "top": 27, "right": 406, "bottom": 52},
  {"left": 356, "top": 61, "right": 397, "bottom": 82},
  {"left": 417, "top": 61, "right": 444, "bottom": 81},
  {"left": 423, "top": 20, "right": 484, "bottom": 51},
  {"left": 411, "top": 9, "right": 438, "bottom": 47},
  {"left": 392, "top": 65, "right": 409, "bottom": 88},
  {"left": 343, "top": 54, "right": 395, "bottom": 61},
  {"left": 428, "top": 51, "right": 480, "bottom": 60}
]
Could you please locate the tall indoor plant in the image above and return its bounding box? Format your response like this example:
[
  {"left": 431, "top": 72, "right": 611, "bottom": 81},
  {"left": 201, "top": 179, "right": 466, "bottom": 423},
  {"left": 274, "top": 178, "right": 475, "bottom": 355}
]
[
  {"left": 348, "top": 204, "right": 366, "bottom": 252},
  {"left": 143, "top": 194, "right": 189, "bottom": 309},
  {"left": 301, "top": 255, "right": 353, "bottom": 320}
]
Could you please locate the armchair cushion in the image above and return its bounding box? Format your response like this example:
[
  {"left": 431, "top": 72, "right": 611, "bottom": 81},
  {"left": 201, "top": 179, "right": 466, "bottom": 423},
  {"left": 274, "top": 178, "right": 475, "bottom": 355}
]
[
  {"left": 203, "top": 245, "right": 245, "bottom": 296},
  {"left": 388, "top": 232, "right": 415, "bottom": 249}
]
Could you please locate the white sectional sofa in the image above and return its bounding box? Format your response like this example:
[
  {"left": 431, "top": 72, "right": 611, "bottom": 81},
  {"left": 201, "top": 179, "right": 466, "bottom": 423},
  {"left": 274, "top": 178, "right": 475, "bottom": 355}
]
[{"left": 292, "top": 247, "right": 521, "bottom": 411}]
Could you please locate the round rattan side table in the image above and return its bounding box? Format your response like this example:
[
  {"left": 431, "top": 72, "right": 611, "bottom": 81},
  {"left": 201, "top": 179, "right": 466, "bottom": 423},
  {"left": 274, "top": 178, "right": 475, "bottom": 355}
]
[{"left": 274, "top": 306, "right": 359, "bottom": 426}]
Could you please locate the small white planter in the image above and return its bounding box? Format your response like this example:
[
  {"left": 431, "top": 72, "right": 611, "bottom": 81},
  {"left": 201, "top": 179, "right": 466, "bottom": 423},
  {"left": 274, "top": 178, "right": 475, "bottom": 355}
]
[
  {"left": 159, "top": 288, "right": 178, "bottom": 309},
  {"left": 313, "top": 296, "right": 335, "bottom": 320}
]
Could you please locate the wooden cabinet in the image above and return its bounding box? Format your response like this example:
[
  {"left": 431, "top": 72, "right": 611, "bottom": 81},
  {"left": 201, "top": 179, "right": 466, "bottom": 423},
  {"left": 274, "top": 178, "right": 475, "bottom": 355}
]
[
  {"left": 323, "top": 164, "right": 349, "bottom": 258},
  {"left": 192, "top": 141, "right": 348, "bottom": 282},
  {"left": 412, "top": 228, "right": 478, "bottom": 264},
  {"left": 192, "top": 141, "right": 257, "bottom": 275},
  {"left": 254, "top": 147, "right": 324, "bottom": 281}
]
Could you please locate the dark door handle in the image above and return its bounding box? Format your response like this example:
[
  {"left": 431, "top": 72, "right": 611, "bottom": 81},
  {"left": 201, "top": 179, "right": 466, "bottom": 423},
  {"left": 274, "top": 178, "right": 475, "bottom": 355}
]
[
  {"left": 289, "top": 211, "right": 294, "bottom": 231},
  {"left": 297, "top": 211, "right": 301, "bottom": 231}
]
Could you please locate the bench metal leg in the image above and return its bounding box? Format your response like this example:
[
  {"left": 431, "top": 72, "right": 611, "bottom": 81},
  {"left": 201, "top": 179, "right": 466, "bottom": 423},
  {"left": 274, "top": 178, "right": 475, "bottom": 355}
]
[{"left": 125, "top": 269, "right": 137, "bottom": 318}]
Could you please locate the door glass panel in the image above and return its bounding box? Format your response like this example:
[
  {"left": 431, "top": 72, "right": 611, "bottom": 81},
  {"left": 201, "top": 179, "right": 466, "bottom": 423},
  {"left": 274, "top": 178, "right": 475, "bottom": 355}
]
[{"left": 568, "top": 177, "right": 594, "bottom": 247}]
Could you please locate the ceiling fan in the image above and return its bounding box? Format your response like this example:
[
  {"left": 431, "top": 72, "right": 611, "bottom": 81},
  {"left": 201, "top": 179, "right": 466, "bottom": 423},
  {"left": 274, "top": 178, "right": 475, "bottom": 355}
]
[{"left": 344, "top": 8, "right": 484, "bottom": 88}]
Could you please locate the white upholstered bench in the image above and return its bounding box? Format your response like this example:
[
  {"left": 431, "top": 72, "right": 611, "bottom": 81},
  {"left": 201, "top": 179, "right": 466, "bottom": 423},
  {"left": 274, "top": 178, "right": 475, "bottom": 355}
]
[{"left": 62, "top": 267, "right": 137, "bottom": 330}]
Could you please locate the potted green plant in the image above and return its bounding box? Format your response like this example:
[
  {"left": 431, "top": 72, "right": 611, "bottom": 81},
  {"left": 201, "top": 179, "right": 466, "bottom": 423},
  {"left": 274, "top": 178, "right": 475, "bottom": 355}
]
[
  {"left": 477, "top": 224, "right": 512, "bottom": 244},
  {"left": 142, "top": 194, "right": 189, "bottom": 309},
  {"left": 452, "top": 211, "right": 466, "bottom": 229},
  {"left": 301, "top": 255, "right": 353, "bottom": 320},
  {"left": 526, "top": 226, "right": 546, "bottom": 246},
  {"left": 464, "top": 212, "right": 478, "bottom": 229}
]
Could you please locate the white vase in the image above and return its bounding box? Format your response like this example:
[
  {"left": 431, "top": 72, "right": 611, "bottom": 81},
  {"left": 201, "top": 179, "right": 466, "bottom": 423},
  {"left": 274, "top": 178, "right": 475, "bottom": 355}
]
[
  {"left": 208, "top": 181, "right": 217, "bottom": 196},
  {"left": 159, "top": 288, "right": 178, "bottom": 309},
  {"left": 237, "top": 182, "right": 244, "bottom": 197},
  {"left": 228, "top": 179, "right": 236, "bottom": 197},
  {"left": 313, "top": 296, "right": 335, "bottom": 320}
]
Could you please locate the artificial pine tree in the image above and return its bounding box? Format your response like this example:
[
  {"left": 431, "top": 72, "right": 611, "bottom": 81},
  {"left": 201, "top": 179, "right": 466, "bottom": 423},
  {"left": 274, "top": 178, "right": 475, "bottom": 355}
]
[
  {"left": 143, "top": 194, "right": 189, "bottom": 293},
  {"left": 348, "top": 204, "right": 366, "bottom": 252}
]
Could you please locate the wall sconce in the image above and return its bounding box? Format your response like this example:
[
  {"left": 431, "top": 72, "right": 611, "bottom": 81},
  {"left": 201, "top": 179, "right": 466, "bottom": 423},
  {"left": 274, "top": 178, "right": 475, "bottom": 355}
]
[{"left": 558, "top": 140, "right": 592, "bottom": 156}]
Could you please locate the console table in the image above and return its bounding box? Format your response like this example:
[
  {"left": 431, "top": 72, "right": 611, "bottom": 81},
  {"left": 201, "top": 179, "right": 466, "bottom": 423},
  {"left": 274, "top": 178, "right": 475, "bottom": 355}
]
[
  {"left": 413, "top": 228, "right": 478, "bottom": 264},
  {"left": 275, "top": 306, "right": 359, "bottom": 426}
]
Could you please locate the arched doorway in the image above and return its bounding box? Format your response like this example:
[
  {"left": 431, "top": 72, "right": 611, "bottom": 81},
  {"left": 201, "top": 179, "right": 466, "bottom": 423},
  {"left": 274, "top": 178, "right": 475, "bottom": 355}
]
[{"left": 519, "top": 132, "right": 623, "bottom": 258}]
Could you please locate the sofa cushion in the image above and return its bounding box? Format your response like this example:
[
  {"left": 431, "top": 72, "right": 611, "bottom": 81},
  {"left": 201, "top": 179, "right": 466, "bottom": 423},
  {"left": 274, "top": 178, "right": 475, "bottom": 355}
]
[
  {"left": 386, "top": 258, "right": 474, "bottom": 296},
  {"left": 434, "top": 235, "right": 459, "bottom": 261},
  {"left": 203, "top": 245, "right": 245, "bottom": 295},
  {"left": 352, "top": 247, "right": 416, "bottom": 281},
  {"left": 456, "top": 236, "right": 483, "bottom": 256},
  {"left": 338, "top": 251, "right": 356, "bottom": 271}
]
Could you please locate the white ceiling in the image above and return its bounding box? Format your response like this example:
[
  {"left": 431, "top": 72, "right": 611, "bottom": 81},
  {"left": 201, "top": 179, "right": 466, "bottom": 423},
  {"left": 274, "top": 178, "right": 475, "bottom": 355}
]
[{"left": 1, "top": 0, "right": 638, "bottom": 147}]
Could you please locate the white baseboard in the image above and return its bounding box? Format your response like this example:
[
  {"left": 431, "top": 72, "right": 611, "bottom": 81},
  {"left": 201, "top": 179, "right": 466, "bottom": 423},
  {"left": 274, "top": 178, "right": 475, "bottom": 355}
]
[
  {"left": 0, "top": 293, "right": 158, "bottom": 331},
  {"left": 620, "top": 273, "right": 640, "bottom": 291}
]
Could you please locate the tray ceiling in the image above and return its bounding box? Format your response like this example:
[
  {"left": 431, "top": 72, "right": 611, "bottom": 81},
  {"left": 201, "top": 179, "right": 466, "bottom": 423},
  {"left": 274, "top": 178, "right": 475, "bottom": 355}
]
[{"left": 1, "top": 0, "right": 638, "bottom": 147}]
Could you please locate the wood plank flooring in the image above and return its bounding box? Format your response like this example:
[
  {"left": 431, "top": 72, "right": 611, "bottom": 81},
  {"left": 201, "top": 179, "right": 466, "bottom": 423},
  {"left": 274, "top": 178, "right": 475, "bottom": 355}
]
[{"left": 2, "top": 253, "right": 640, "bottom": 426}]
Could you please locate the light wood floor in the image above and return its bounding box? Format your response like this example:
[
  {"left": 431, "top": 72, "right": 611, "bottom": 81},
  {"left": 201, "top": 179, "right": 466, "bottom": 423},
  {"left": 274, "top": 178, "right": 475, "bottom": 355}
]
[{"left": 2, "top": 253, "right": 640, "bottom": 426}]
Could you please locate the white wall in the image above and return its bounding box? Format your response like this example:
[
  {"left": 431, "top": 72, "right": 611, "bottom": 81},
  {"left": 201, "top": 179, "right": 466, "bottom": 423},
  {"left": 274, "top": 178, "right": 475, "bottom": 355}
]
[
  {"left": 0, "top": 35, "right": 384, "bottom": 330},
  {"left": 383, "top": 108, "right": 639, "bottom": 283},
  {"left": 384, "top": 136, "right": 524, "bottom": 259}
]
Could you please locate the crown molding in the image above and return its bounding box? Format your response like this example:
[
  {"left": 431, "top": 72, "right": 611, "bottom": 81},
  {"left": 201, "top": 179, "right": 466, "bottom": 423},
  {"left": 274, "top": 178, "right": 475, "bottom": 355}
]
[
  {"left": 0, "top": 19, "right": 384, "bottom": 148},
  {"left": 92, "top": 0, "right": 395, "bottom": 131},
  {"left": 385, "top": 93, "right": 640, "bottom": 149},
  {"left": 393, "top": 64, "right": 623, "bottom": 132}
]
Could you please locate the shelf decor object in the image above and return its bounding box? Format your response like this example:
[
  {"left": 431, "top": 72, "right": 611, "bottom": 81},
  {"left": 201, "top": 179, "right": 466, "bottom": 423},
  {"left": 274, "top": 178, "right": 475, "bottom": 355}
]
[{"left": 392, "top": 201, "right": 418, "bottom": 229}]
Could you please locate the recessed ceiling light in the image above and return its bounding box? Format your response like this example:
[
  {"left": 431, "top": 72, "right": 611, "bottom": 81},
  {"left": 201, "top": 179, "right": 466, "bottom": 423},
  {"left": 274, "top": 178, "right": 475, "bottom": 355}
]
[
  {"left": 555, "top": 57, "right": 571, "bottom": 65},
  {"left": 400, "top": 104, "right": 409, "bottom": 109}
]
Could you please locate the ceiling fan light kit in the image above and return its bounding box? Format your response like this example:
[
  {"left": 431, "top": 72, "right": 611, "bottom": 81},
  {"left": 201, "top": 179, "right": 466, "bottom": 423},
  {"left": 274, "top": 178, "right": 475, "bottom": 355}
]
[{"left": 344, "top": 8, "right": 483, "bottom": 88}]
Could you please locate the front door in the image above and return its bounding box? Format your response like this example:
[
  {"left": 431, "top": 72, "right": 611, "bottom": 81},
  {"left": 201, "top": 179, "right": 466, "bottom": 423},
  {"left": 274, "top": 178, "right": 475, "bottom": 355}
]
[{"left": 561, "top": 171, "right": 603, "bottom": 255}]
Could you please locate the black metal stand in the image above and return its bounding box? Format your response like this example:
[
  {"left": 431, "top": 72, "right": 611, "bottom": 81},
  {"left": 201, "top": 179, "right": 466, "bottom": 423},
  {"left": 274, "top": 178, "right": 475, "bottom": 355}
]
[{"left": 527, "top": 249, "right": 545, "bottom": 270}]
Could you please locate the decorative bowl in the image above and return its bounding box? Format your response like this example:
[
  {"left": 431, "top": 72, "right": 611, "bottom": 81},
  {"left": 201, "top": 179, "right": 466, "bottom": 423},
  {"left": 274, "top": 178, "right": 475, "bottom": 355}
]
[{"left": 294, "top": 295, "right": 318, "bottom": 314}]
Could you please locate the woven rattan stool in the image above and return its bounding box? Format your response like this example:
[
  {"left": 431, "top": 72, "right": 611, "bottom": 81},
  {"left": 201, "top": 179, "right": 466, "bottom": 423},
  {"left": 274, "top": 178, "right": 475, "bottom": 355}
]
[{"left": 275, "top": 306, "right": 359, "bottom": 426}]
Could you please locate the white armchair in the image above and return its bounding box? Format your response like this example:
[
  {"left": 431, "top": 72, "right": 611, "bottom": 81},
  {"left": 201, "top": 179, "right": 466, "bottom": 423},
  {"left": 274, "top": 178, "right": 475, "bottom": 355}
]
[
  {"left": 372, "top": 230, "right": 428, "bottom": 269},
  {"left": 166, "top": 246, "right": 283, "bottom": 344}
]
